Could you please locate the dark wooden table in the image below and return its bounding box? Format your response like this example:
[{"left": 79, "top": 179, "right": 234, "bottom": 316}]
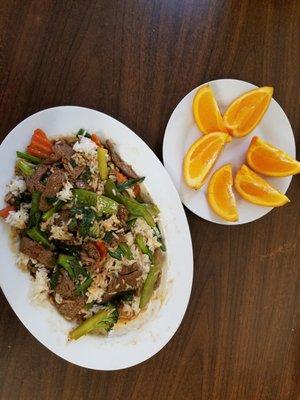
[{"left": 0, "top": 1, "right": 299, "bottom": 399}]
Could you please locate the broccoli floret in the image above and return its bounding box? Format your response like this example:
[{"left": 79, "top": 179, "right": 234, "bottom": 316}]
[{"left": 69, "top": 304, "right": 119, "bottom": 340}]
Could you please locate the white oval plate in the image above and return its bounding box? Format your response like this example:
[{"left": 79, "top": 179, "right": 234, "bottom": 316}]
[
  {"left": 163, "top": 79, "right": 295, "bottom": 225},
  {"left": 0, "top": 106, "right": 193, "bottom": 370}
]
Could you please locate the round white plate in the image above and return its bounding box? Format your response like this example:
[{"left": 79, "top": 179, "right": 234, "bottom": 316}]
[
  {"left": 163, "top": 79, "right": 295, "bottom": 225},
  {"left": 0, "top": 106, "right": 193, "bottom": 370}
]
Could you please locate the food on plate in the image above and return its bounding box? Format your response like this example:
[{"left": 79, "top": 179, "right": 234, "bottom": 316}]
[
  {"left": 234, "top": 164, "right": 290, "bottom": 207},
  {"left": 193, "top": 85, "right": 227, "bottom": 134},
  {"left": 207, "top": 164, "right": 238, "bottom": 222},
  {"left": 223, "top": 86, "right": 273, "bottom": 137},
  {"left": 183, "top": 132, "right": 231, "bottom": 189},
  {"left": 246, "top": 136, "right": 300, "bottom": 177},
  {"left": 1, "top": 129, "right": 166, "bottom": 340}
]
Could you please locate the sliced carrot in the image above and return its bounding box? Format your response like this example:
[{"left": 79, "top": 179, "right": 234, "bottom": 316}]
[
  {"left": 91, "top": 134, "right": 101, "bottom": 146},
  {"left": 0, "top": 205, "right": 15, "bottom": 218},
  {"left": 31, "top": 140, "right": 53, "bottom": 154},
  {"left": 33, "top": 129, "right": 47, "bottom": 139},
  {"left": 133, "top": 184, "right": 141, "bottom": 197},
  {"left": 95, "top": 240, "right": 107, "bottom": 260},
  {"left": 27, "top": 145, "right": 50, "bottom": 159},
  {"left": 116, "top": 171, "right": 127, "bottom": 183}
]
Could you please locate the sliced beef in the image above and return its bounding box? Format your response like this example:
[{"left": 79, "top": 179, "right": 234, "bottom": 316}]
[
  {"left": 44, "top": 141, "right": 74, "bottom": 164},
  {"left": 26, "top": 163, "right": 49, "bottom": 193},
  {"left": 117, "top": 205, "right": 128, "bottom": 225},
  {"left": 20, "top": 237, "right": 56, "bottom": 269},
  {"left": 39, "top": 169, "right": 66, "bottom": 211},
  {"left": 80, "top": 241, "right": 102, "bottom": 273},
  {"left": 56, "top": 296, "right": 85, "bottom": 320},
  {"left": 65, "top": 164, "right": 85, "bottom": 181},
  {"left": 55, "top": 270, "right": 75, "bottom": 299},
  {"left": 106, "top": 263, "right": 142, "bottom": 294},
  {"left": 106, "top": 140, "right": 139, "bottom": 179}
]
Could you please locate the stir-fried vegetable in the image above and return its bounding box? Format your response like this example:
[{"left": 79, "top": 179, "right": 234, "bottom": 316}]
[
  {"left": 0, "top": 205, "right": 15, "bottom": 218},
  {"left": 69, "top": 305, "right": 119, "bottom": 340},
  {"left": 116, "top": 177, "right": 145, "bottom": 191},
  {"left": 27, "top": 226, "right": 51, "bottom": 248},
  {"left": 74, "top": 189, "right": 119, "bottom": 215},
  {"left": 76, "top": 128, "right": 91, "bottom": 138},
  {"left": 135, "top": 233, "right": 154, "bottom": 263},
  {"left": 104, "top": 180, "right": 155, "bottom": 227},
  {"left": 57, "top": 254, "right": 88, "bottom": 280},
  {"left": 16, "top": 160, "right": 35, "bottom": 177},
  {"left": 42, "top": 200, "right": 64, "bottom": 222},
  {"left": 75, "top": 277, "right": 93, "bottom": 296},
  {"left": 108, "top": 247, "right": 123, "bottom": 261},
  {"left": 91, "top": 133, "right": 101, "bottom": 146},
  {"left": 153, "top": 224, "right": 166, "bottom": 251},
  {"left": 28, "top": 191, "right": 41, "bottom": 228},
  {"left": 50, "top": 269, "right": 60, "bottom": 290},
  {"left": 139, "top": 251, "right": 162, "bottom": 309},
  {"left": 27, "top": 129, "right": 53, "bottom": 158},
  {"left": 16, "top": 151, "right": 42, "bottom": 165},
  {"left": 97, "top": 147, "right": 108, "bottom": 180}
]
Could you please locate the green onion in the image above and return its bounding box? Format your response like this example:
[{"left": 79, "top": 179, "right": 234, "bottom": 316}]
[
  {"left": 108, "top": 247, "right": 123, "bottom": 261},
  {"left": 27, "top": 227, "right": 51, "bottom": 248},
  {"left": 75, "top": 277, "right": 93, "bottom": 296},
  {"left": 116, "top": 177, "right": 145, "bottom": 191},
  {"left": 77, "top": 128, "right": 91, "bottom": 138},
  {"left": 135, "top": 233, "right": 154, "bottom": 263},
  {"left": 16, "top": 160, "right": 35, "bottom": 177},
  {"left": 16, "top": 151, "right": 42, "bottom": 165},
  {"left": 42, "top": 200, "right": 64, "bottom": 222},
  {"left": 28, "top": 191, "right": 41, "bottom": 228},
  {"left": 119, "top": 243, "right": 133, "bottom": 260}
]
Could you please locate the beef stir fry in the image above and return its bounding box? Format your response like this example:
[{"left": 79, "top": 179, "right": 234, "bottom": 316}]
[{"left": 1, "top": 128, "right": 165, "bottom": 340}]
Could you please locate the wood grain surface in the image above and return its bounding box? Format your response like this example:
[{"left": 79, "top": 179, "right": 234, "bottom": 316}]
[{"left": 0, "top": 1, "right": 299, "bottom": 399}]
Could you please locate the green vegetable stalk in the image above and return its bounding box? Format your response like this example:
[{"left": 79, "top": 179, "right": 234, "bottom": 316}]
[
  {"left": 42, "top": 200, "right": 64, "bottom": 221},
  {"left": 75, "top": 277, "right": 93, "bottom": 296},
  {"left": 16, "top": 160, "right": 35, "bottom": 177},
  {"left": 97, "top": 147, "right": 108, "bottom": 180},
  {"left": 109, "top": 243, "right": 133, "bottom": 260},
  {"left": 139, "top": 250, "right": 163, "bottom": 309},
  {"left": 73, "top": 189, "right": 118, "bottom": 215},
  {"left": 69, "top": 305, "right": 119, "bottom": 340},
  {"left": 16, "top": 151, "right": 42, "bottom": 165},
  {"left": 104, "top": 180, "right": 155, "bottom": 227},
  {"left": 116, "top": 177, "right": 145, "bottom": 191},
  {"left": 28, "top": 191, "right": 41, "bottom": 227},
  {"left": 27, "top": 227, "right": 51, "bottom": 248},
  {"left": 135, "top": 233, "right": 153, "bottom": 263}
]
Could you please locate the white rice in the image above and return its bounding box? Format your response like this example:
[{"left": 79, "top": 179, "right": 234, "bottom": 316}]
[
  {"left": 102, "top": 215, "right": 122, "bottom": 231},
  {"left": 86, "top": 272, "right": 108, "bottom": 303},
  {"left": 31, "top": 267, "right": 49, "bottom": 302},
  {"left": 73, "top": 136, "right": 97, "bottom": 155},
  {"left": 57, "top": 181, "right": 74, "bottom": 202},
  {"left": 132, "top": 218, "right": 161, "bottom": 252},
  {"left": 5, "top": 205, "right": 29, "bottom": 229},
  {"left": 7, "top": 176, "right": 27, "bottom": 196},
  {"left": 49, "top": 225, "right": 73, "bottom": 241}
]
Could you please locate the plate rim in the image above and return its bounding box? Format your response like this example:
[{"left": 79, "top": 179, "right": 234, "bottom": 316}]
[
  {"left": 162, "top": 78, "right": 295, "bottom": 225},
  {"left": 0, "top": 105, "right": 194, "bottom": 370}
]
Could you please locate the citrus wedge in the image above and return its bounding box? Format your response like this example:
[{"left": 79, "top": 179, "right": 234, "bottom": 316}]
[
  {"left": 246, "top": 136, "right": 300, "bottom": 177},
  {"left": 183, "top": 132, "right": 231, "bottom": 189},
  {"left": 223, "top": 87, "right": 273, "bottom": 137},
  {"left": 207, "top": 164, "right": 238, "bottom": 222},
  {"left": 193, "top": 85, "right": 227, "bottom": 134},
  {"left": 234, "top": 164, "right": 289, "bottom": 207}
]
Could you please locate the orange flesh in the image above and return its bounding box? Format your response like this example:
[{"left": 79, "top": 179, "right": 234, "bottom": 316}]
[
  {"left": 249, "top": 148, "right": 297, "bottom": 173},
  {"left": 211, "top": 169, "right": 236, "bottom": 214},
  {"left": 189, "top": 139, "right": 221, "bottom": 178},
  {"left": 227, "top": 93, "right": 270, "bottom": 133}
]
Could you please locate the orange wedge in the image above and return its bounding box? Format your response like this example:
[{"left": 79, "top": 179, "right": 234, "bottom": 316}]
[
  {"left": 193, "top": 85, "right": 227, "bottom": 134},
  {"left": 223, "top": 87, "right": 273, "bottom": 137},
  {"left": 247, "top": 136, "right": 300, "bottom": 177},
  {"left": 234, "top": 164, "right": 289, "bottom": 207},
  {"left": 183, "top": 132, "right": 231, "bottom": 189},
  {"left": 207, "top": 164, "right": 238, "bottom": 222}
]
